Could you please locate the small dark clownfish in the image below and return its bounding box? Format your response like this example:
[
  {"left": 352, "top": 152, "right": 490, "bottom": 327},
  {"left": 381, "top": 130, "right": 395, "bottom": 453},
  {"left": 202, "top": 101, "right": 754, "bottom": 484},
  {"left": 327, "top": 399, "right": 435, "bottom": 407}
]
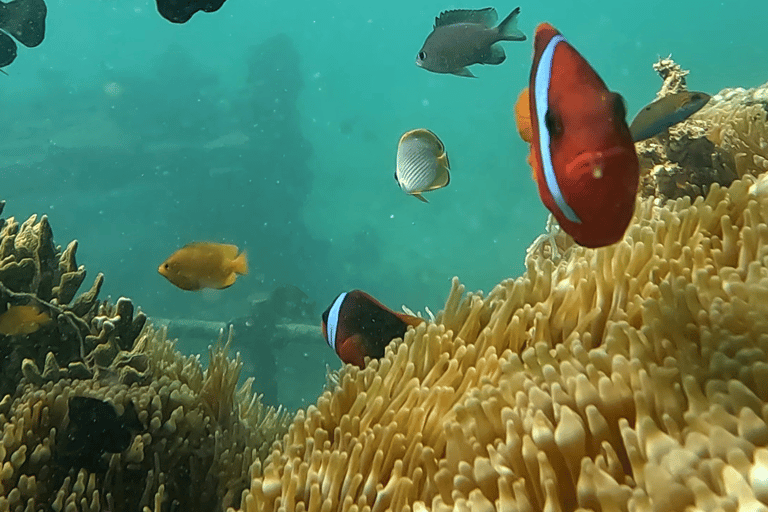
[
  {"left": 514, "top": 23, "right": 640, "bottom": 248},
  {"left": 321, "top": 290, "right": 424, "bottom": 368}
]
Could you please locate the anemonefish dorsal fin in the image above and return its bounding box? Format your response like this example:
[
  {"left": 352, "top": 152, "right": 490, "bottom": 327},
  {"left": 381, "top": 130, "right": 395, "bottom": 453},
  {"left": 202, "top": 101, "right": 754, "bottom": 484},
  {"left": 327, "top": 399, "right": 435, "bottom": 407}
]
[{"left": 531, "top": 23, "right": 582, "bottom": 226}]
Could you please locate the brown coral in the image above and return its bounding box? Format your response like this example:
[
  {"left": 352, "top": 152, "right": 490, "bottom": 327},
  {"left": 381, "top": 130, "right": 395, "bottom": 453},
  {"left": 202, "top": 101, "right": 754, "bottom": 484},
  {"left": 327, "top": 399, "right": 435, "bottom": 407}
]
[
  {"left": 0, "top": 203, "right": 290, "bottom": 511},
  {"left": 699, "top": 85, "right": 768, "bottom": 178},
  {"left": 0, "top": 325, "right": 290, "bottom": 511},
  {"left": 236, "top": 171, "right": 768, "bottom": 511},
  {"left": 635, "top": 57, "right": 740, "bottom": 202}
]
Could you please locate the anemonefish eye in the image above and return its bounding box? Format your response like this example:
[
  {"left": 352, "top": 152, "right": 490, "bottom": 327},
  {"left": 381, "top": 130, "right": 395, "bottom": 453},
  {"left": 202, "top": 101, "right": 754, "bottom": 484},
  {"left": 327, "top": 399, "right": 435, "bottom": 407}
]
[
  {"left": 544, "top": 110, "right": 563, "bottom": 138},
  {"left": 418, "top": 51, "right": 427, "bottom": 61}
]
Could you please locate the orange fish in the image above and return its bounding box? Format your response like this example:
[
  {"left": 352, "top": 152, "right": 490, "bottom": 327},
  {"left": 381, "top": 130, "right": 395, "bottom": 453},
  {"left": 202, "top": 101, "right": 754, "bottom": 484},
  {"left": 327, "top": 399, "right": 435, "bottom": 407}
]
[
  {"left": 158, "top": 242, "right": 248, "bottom": 291},
  {"left": 321, "top": 290, "right": 424, "bottom": 368},
  {"left": 514, "top": 23, "right": 639, "bottom": 248},
  {"left": 0, "top": 305, "right": 50, "bottom": 335}
]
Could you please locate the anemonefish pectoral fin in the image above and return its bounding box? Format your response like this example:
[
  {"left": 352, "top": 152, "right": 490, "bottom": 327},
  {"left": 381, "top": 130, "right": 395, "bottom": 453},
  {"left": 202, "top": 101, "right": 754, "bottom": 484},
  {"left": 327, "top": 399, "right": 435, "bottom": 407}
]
[
  {"left": 514, "top": 87, "right": 533, "bottom": 143},
  {"left": 452, "top": 67, "right": 476, "bottom": 78},
  {"left": 412, "top": 193, "right": 429, "bottom": 203},
  {"left": 485, "top": 44, "right": 506, "bottom": 65},
  {"left": 337, "top": 334, "right": 367, "bottom": 368}
]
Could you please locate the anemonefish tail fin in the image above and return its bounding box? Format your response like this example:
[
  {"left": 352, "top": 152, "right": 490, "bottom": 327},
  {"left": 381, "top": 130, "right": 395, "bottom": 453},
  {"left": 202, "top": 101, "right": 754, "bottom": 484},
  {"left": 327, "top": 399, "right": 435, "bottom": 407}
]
[
  {"left": 412, "top": 193, "right": 429, "bottom": 203},
  {"left": 497, "top": 7, "right": 526, "bottom": 41},
  {"left": 231, "top": 251, "right": 248, "bottom": 275}
]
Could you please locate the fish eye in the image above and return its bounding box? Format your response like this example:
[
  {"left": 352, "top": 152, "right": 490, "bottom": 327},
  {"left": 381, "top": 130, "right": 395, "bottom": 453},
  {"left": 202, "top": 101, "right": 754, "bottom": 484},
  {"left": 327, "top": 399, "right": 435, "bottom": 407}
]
[
  {"left": 418, "top": 51, "right": 427, "bottom": 61},
  {"left": 164, "top": 263, "right": 170, "bottom": 270},
  {"left": 544, "top": 110, "right": 563, "bottom": 138}
]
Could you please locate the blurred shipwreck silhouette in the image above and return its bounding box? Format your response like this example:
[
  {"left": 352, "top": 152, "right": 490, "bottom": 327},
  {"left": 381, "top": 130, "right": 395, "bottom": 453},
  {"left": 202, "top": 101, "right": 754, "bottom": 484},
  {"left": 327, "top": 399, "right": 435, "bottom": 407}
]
[{"left": 156, "top": 284, "right": 319, "bottom": 408}]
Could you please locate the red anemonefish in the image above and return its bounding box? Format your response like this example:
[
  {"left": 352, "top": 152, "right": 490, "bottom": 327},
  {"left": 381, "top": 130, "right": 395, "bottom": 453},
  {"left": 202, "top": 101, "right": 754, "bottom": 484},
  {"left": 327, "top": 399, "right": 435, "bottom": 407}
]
[
  {"left": 514, "top": 23, "right": 639, "bottom": 248},
  {"left": 321, "top": 290, "right": 424, "bottom": 368}
]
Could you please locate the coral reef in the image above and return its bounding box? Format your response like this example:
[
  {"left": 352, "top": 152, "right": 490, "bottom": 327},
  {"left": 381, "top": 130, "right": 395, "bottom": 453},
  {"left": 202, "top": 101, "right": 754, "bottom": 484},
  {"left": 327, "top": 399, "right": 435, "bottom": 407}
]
[
  {"left": 636, "top": 58, "right": 768, "bottom": 203},
  {"left": 235, "top": 169, "right": 768, "bottom": 512},
  {"left": 0, "top": 205, "right": 290, "bottom": 511},
  {"left": 701, "top": 85, "right": 768, "bottom": 178},
  {"left": 635, "top": 58, "right": 740, "bottom": 202}
]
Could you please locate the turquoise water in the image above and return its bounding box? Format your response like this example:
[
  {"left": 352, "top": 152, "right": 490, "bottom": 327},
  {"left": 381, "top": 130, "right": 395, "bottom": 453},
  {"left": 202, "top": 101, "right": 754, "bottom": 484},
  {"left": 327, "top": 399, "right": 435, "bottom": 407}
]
[{"left": 2, "top": 0, "right": 766, "bottom": 407}]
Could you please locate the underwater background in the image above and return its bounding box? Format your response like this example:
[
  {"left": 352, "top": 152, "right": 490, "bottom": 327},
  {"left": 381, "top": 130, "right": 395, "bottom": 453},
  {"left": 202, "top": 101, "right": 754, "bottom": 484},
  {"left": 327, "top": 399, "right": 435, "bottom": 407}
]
[{"left": 1, "top": 0, "right": 765, "bottom": 409}]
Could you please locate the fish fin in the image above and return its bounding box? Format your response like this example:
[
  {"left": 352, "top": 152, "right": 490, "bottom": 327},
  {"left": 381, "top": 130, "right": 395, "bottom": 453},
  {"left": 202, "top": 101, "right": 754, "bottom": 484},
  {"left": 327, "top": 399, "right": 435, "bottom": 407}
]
[
  {"left": 485, "top": 44, "right": 506, "bottom": 65},
  {"left": 430, "top": 162, "right": 450, "bottom": 189},
  {"left": 231, "top": 250, "right": 248, "bottom": 275},
  {"left": 435, "top": 7, "right": 497, "bottom": 28},
  {"left": 219, "top": 273, "right": 238, "bottom": 289},
  {"left": 496, "top": 7, "right": 526, "bottom": 41},
  {"left": 397, "top": 313, "right": 425, "bottom": 328},
  {"left": 452, "top": 67, "right": 476, "bottom": 78},
  {"left": 219, "top": 244, "right": 239, "bottom": 260},
  {"left": 337, "top": 334, "right": 367, "bottom": 368},
  {"left": 0, "top": 68, "right": 7, "bottom": 76},
  {"left": 514, "top": 87, "right": 533, "bottom": 143},
  {"left": 438, "top": 151, "right": 450, "bottom": 171},
  {"left": 412, "top": 193, "right": 429, "bottom": 203}
]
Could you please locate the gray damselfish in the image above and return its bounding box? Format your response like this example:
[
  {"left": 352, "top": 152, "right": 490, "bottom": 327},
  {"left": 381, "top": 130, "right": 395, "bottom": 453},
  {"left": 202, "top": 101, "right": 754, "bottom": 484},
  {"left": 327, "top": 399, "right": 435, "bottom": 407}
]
[{"left": 416, "top": 6, "right": 526, "bottom": 78}]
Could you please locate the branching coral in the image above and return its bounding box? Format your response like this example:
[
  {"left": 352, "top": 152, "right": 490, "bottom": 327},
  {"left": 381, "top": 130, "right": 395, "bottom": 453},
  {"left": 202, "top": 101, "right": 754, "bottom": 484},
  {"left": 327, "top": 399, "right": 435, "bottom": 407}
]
[
  {"left": 0, "top": 204, "right": 290, "bottom": 511},
  {"left": 235, "top": 171, "right": 768, "bottom": 511},
  {"left": 0, "top": 327, "right": 290, "bottom": 511}
]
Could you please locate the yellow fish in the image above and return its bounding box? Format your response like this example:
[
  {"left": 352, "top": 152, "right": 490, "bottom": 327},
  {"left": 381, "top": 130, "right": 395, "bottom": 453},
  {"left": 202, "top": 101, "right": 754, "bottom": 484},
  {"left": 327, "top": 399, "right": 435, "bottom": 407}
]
[
  {"left": 158, "top": 242, "right": 248, "bottom": 291},
  {"left": 0, "top": 305, "right": 51, "bottom": 336}
]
